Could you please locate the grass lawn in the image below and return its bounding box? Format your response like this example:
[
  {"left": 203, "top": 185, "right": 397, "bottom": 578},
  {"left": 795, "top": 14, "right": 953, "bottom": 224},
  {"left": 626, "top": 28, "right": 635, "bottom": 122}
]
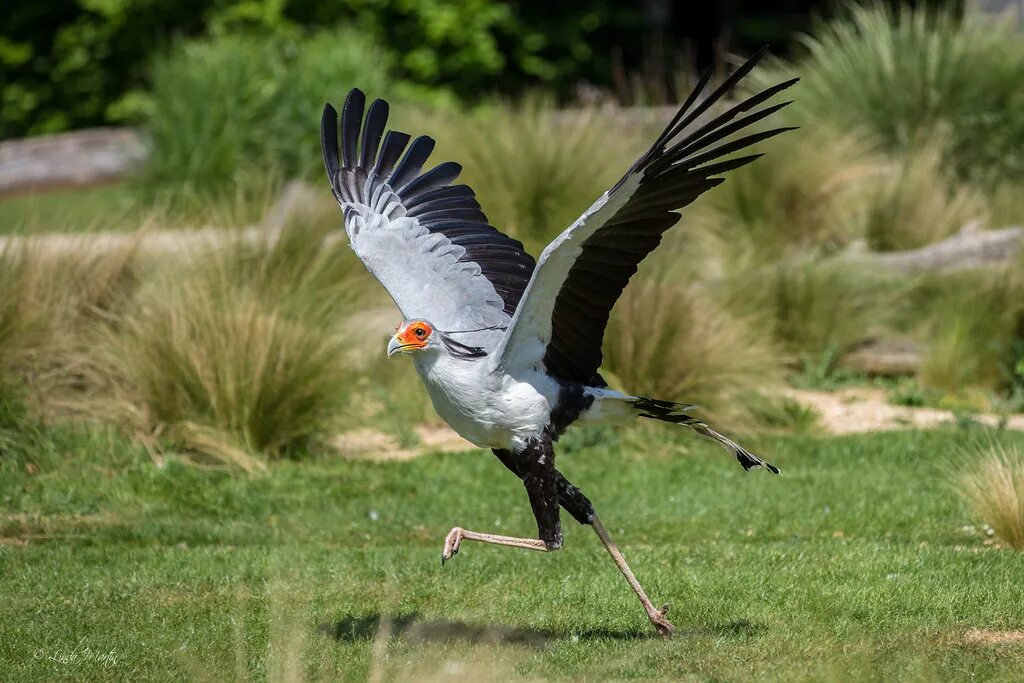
[{"left": 2, "top": 425, "right": 1023, "bottom": 681}]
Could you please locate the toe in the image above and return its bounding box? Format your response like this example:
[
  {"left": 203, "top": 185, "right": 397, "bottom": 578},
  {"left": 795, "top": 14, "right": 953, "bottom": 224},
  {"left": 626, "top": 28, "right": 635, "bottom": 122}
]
[{"left": 654, "top": 619, "right": 676, "bottom": 637}]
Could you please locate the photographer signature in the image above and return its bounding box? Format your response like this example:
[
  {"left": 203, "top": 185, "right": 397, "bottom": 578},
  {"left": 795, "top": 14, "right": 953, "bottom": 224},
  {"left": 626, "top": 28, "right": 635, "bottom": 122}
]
[{"left": 33, "top": 639, "right": 120, "bottom": 669}]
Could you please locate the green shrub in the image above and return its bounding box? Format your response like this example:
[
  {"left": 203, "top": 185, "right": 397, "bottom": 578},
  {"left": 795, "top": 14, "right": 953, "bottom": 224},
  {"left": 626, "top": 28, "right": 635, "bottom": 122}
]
[
  {"left": 759, "top": 3, "right": 1024, "bottom": 181},
  {"left": 141, "top": 28, "right": 395, "bottom": 196},
  {"left": 2, "top": 1, "right": 655, "bottom": 138}
]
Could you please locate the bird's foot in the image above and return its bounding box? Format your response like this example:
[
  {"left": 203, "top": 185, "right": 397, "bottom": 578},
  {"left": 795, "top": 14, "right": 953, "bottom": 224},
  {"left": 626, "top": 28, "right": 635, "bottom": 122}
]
[
  {"left": 648, "top": 603, "right": 675, "bottom": 637},
  {"left": 441, "top": 526, "right": 464, "bottom": 565}
]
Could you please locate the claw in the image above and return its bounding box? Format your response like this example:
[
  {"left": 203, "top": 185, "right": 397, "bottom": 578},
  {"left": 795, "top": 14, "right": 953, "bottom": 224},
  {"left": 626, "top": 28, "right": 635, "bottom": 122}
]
[
  {"left": 441, "top": 526, "right": 463, "bottom": 566},
  {"left": 651, "top": 615, "right": 676, "bottom": 637}
]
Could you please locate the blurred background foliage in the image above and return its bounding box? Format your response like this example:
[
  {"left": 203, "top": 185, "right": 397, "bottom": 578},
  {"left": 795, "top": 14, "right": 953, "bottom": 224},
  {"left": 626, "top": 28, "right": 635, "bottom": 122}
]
[
  {"left": 3, "top": 1, "right": 1024, "bottom": 466},
  {"left": 1, "top": 0, "right": 958, "bottom": 139}
]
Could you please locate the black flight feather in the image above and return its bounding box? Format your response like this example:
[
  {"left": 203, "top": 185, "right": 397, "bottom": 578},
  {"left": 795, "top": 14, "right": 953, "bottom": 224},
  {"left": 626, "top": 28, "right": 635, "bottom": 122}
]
[
  {"left": 373, "top": 130, "right": 411, "bottom": 178},
  {"left": 359, "top": 99, "right": 389, "bottom": 170},
  {"left": 340, "top": 89, "right": 365, "bottom": 169},
  {"left": 387, "top": 136, "right": 436, "bottom": 190},
  {"left": 540, "top": 49, "right": 796, "bottom": 385}
]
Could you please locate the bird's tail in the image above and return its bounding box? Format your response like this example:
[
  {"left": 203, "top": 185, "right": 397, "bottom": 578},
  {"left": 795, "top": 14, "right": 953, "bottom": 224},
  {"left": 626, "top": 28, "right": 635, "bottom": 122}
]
[{"left": 630, "top": 397, "right": 780, "bottom": 474}]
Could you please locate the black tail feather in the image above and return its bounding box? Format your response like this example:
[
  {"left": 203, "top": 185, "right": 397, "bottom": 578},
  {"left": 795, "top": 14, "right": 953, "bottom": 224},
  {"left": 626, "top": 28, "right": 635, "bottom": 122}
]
[{"left": 632, "top": 397, "right": 780, "bottom": 474}]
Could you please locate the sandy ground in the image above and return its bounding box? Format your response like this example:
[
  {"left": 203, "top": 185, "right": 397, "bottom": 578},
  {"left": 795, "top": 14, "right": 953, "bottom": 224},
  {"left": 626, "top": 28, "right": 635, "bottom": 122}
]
[
  {"left": 785, "top": 387, "right": 1024, "bottom": 434},
  {"left": 332, "top": 425, "right": 476, "bottom": 460},
  {"left": 335, "top": 387, "right": 1024, "bottom": 461}
]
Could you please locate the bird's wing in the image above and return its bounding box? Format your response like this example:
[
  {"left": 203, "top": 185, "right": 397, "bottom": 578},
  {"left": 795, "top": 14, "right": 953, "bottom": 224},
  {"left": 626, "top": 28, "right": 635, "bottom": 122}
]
[
  {"left": 493, "top": 49, "right": 797, "bottom": 383},
  {"left": 322, "top": 90, "right": 535, "bottom": 350}
]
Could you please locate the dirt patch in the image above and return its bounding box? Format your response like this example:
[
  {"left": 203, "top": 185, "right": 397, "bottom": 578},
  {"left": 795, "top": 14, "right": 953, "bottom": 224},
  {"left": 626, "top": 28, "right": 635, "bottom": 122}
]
[
  {"left": 786, "top": 388, "right": 1024, "bottom": 435},
  {"left": 332, "top": 425, "right": 475, "bottom": 461},
  {"left": 962, "top": 629, "right": 1024, "bottom": 646}
]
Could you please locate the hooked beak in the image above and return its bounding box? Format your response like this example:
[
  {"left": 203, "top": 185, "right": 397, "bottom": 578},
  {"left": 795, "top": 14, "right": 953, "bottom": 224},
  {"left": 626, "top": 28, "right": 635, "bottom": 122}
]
[{"left": 387, "top": 334, "right": 416, "bottom": 358}]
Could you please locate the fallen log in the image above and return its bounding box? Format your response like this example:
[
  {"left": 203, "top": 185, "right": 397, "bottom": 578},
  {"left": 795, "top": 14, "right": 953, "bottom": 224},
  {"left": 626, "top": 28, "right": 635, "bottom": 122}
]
[
  {"left": 0, "top": 128, "right": 147, "bottom": 197},
  {"left": 840, "top": 338, "right": 921, "bottom": 377},
  {"left": 0, "top": 180, "right": 321, "bottom": 257},
  {"left": 856, "top": 223, "right": 1024, "bottom": 274}
]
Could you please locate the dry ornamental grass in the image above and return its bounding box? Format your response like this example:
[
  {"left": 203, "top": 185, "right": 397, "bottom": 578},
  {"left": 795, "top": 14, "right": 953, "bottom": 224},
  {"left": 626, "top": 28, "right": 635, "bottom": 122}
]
[{"left": 958, "top": 443, "right": 1024, "bottom": 550}]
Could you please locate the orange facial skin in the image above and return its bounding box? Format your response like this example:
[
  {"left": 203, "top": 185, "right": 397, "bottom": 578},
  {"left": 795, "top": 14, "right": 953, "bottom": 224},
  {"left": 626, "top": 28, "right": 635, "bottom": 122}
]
[{"left": 395, "top": 321, "right": 433, "bottom": 350}]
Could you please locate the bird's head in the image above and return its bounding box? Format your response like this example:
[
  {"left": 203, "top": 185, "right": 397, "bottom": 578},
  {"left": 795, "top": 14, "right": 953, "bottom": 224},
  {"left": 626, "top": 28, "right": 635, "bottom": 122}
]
[{"left": 387, "top": 319, "right": 438, "bottom": 357}]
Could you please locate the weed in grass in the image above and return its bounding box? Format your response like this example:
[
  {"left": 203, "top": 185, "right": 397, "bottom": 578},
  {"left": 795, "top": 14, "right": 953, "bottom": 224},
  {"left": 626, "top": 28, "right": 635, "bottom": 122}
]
[
  {"left": 958, "top": 443, "right": 1024, "bottom": 549},
  {"left": 750, "top": 394, "right": 820, "bottom": 433},
  {"left": 889, "top": 379, "right": 928, "bottom": 408}
]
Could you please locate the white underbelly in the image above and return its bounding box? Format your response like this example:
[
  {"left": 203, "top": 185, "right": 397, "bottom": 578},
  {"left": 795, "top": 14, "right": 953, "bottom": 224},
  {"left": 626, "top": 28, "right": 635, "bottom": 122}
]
[{"left": 415, "top": 359, "right": 555, "bottom": 451}]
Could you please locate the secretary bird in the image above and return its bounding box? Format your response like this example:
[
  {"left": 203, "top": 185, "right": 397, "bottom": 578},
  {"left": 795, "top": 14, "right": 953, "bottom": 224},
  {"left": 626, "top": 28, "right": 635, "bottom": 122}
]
[{"left": 321, "top": 49, "right": 795, "bottom": 636}]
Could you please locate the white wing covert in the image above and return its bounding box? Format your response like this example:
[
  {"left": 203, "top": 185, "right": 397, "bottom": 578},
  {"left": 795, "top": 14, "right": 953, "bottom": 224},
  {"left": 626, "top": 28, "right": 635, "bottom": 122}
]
[{"left": 321, "top": 90, "right": 535, "bottom": 351}]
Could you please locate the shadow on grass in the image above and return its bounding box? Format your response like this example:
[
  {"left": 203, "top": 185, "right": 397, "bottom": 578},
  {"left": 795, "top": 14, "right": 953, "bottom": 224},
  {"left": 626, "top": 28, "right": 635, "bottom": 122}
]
[{"left": 319, "top": 614, "right": 762, "bottom": 649}]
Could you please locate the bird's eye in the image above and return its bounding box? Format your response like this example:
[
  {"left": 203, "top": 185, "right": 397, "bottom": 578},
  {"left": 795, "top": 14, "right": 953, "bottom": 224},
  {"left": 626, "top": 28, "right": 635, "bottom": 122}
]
[{"left": 414, "top": 327, "right": 426, "bottom": 338}]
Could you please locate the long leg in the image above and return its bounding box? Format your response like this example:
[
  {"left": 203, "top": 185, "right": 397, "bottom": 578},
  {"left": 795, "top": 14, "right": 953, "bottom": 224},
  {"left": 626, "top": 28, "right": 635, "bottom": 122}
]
[
  {"left": 492, "top": 445, "right": 675, "bottom": 636},
  {"left": 441, "top": 434, "right": 562, "bottom": 564},
  {"left": 591, "top": 514, "right": 674, "bottom": 635},
  {"left": 440, "top": 527, "right": 549, "bottom": 564}
]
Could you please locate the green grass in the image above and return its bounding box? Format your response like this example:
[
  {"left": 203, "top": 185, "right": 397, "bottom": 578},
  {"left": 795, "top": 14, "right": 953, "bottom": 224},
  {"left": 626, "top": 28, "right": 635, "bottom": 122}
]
[
  {"left": 0, "top": 177, "right": 285, "bottom": 235},
  {"left": 3, "top": 425, "right": 1023, "bottom": 681},
  {"left": 0, "top": 185, "right": 147, "bottom": 235}
]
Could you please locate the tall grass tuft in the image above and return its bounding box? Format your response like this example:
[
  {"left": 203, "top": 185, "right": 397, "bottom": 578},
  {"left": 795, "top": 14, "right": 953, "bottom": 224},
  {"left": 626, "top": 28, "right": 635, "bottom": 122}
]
[
  {"left": 958, "top": 443, "right": 1024, "bottom": 550},
  {"left": 862, "top": 138, "right": 985, "bottom": 251},
  {"left": 695, "top": 126, "right": 884, "bottom": 256},
  {"left": 718, "top": 253, "right": 905, "bottom": 375},
  {"left": 428, "top": 99, "right": 652, "bottom": 250},
  {"left": 759, "top": 3, "right": 1024, "bottom": 181},
  {"left": 0, "top": 236, "right": 139, "bottom": 383},
  {"left": 603, "top": 276, "right": 782, "bottom": 432},
  {"left": 98, "top": 218, "right": 368, "bottom": 467},
  {"left": 917, "top": 272, "right": 1024, "bottom": 397},
  {"left": 0, "top": 242, "right": 48, "bottom": 372}
]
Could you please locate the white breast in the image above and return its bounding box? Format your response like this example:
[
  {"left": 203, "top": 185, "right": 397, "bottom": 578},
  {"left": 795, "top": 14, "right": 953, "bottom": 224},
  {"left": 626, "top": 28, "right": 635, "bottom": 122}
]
[{"left": 412, "top": 353, "right": 558, "bottom": 451}]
